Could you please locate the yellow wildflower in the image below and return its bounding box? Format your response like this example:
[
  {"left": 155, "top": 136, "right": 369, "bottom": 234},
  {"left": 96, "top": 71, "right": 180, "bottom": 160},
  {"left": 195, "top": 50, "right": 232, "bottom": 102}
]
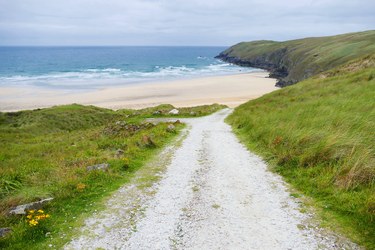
[
  {"left": 26, "top": 208, "right": 50, "bottom": 227},
  {"left": 29, "top": 219, "right": 38, "bottom": 226},
  {"left": 76, "top": 183, "right": 86, "bottom": 192}
]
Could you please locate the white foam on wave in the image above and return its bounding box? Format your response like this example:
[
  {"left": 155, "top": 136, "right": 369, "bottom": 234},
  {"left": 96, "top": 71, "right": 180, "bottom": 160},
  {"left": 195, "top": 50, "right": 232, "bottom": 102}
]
[
  {"left": 85, "top": 68, "right": 122, "bottom": 73},
  {"left": 0, "top": 63, "right": 255, "bottom": 89}
]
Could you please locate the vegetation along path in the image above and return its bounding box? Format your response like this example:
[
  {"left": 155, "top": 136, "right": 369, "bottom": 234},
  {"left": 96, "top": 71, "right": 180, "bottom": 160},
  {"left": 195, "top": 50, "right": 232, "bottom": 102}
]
[{"left": 66, "top": 109, "right": 358, "bottom": 249}]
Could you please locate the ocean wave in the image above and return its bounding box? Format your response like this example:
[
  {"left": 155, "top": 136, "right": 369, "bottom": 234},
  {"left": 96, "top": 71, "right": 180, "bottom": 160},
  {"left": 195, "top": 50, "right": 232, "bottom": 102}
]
[
  {"left": 0, "top": 63, "right": 255, "bottom": 89},
  {"left": 84, "top": 68, "right": 122, "bottom": 73}
]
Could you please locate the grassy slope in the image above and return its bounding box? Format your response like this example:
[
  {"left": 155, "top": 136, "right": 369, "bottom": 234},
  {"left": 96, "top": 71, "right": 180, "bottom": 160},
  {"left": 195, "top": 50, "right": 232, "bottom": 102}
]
[
  {"left": 218, "top": 30, "right": 375, "bottom": 86},
  {"left": 227, "top": 56, "right": 375, "bottom": 248},
  {"left": 0, "top": 103, "right": 225, "bottom": 249}
]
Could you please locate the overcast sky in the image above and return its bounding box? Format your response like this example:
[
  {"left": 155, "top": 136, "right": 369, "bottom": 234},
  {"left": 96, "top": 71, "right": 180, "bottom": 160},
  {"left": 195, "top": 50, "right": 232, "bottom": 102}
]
[{"left": 0, "top": 0, "right": 374, "bottom": 46}]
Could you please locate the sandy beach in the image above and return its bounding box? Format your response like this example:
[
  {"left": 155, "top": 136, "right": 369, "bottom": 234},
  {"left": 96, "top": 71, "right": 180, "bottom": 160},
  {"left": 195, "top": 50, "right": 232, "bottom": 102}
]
[{"left": 0, "top": 72, "right": 277, "bottom": 112}]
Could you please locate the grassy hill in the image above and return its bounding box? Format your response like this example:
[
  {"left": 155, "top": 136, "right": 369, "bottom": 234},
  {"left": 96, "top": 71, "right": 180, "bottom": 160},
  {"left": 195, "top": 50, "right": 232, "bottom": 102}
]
[
  {"left": 217, "top": 30, "right": 375, "bottom": 86},
  {"left": 227, "top": 55, "right": 375, "bottom": 248}
]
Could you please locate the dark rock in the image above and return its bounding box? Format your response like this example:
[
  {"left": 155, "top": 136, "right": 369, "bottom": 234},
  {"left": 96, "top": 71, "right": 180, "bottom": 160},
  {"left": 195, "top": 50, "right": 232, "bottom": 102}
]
[
  {"left": 9, "top": 198, "right": 54, "bottom": 215},
  {"left": 0, "top": 228, "right": 12, "bottom": 237},
  {"left": 174, "top": 120, "right": 181, "bottom": 124},
  {"left": 216, "top": 48, "right": 296, "bottom": 87},
  {"left": 86, "top": 163, "right": 109, "bottom": 171}
]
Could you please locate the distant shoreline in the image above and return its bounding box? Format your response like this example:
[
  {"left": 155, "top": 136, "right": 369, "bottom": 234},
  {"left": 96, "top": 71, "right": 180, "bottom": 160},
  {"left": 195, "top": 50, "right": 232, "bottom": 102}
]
[{"left": 0, "top": 72, "right": 278, "bottom": 112}]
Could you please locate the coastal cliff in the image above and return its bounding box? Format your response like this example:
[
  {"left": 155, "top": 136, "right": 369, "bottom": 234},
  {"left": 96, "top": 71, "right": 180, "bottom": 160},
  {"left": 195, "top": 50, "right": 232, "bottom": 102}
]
[{"left": 216, "top": 30, "right": 375, "bottom": 86}]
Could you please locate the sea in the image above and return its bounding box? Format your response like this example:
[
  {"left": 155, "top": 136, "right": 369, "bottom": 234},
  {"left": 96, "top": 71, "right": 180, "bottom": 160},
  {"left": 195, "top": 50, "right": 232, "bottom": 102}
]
[{"left": 0, "top": 46, "right": 255, "bottom": 90}]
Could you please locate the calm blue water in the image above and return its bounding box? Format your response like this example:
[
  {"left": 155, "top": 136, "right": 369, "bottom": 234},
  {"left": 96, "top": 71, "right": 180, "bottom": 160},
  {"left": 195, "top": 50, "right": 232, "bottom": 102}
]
[{"left": 0, "top": 46, "right": 254, "bottom": 90}]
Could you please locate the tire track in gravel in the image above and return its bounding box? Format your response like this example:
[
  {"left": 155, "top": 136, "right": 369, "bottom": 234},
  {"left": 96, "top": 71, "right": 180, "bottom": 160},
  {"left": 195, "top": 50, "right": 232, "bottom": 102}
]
[{"left": 66, "top": 109, "right": 359, "bottom": 250}]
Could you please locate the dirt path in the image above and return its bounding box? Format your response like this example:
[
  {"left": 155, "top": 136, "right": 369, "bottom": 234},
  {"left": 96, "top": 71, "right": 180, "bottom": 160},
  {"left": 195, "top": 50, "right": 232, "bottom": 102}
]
[{"left": 66, "top": 109, "right": 358, "bottom": 250}]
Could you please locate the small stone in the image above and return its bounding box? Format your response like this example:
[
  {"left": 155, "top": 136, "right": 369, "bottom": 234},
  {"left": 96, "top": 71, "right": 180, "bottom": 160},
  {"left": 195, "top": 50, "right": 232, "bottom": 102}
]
[
  {"left": 153, "top": 110, "right": 162, "bottom": 115},
  {"left": 190, "top": 111, "right": 196, "bottom": 116},
  {"left": 0, "top": 228, "right": 12, "bottom": 237},
  {"left": 9, "top": 198, "right": 54, "bottom": 215},
  {"left": 169, "top": 109, "right": 179, "bottom": 115},
  {"left": 86, "top": 163, "right": 109, "bottom": 172},
  {"left": 174, "top": 120, "right": 181, "bottom": 124}
]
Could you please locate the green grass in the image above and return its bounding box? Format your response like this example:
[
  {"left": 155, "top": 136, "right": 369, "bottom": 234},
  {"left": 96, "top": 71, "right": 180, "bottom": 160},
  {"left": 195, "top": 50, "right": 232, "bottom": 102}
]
[
  {"left": 0, "top": 103, "right": 224, "bottom": 249},
  {"left": 227, "top": 56, "right": 375, "bottom": 248},
  {"left": 218, "top": 30, "right": 375, "bottom": 86},
  {"left": 117, "top": 103, "right": 227, "bottom": 119}
]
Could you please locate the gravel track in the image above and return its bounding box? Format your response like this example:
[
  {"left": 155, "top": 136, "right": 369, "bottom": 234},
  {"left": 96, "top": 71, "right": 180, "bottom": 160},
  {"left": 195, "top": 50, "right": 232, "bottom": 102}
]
[{"left": 66, "top": 109, "right": 358, "bottom": 250}]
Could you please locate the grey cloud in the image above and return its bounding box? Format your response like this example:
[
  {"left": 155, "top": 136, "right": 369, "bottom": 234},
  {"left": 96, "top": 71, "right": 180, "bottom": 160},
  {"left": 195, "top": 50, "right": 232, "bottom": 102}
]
[{"left": 0, "top": 0, "right": 374, "bottom": 45}]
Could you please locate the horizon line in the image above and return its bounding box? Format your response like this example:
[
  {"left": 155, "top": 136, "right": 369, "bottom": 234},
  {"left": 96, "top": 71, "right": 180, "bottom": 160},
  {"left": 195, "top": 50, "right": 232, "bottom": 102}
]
[{"left": 0, "top": 45, "right": 232, "bottom": 48}]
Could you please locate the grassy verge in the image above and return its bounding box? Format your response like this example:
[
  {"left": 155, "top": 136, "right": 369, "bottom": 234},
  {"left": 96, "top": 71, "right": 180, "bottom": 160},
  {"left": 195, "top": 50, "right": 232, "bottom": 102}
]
[
  {"left": 226, "top": 56, "right": 375, "bottom": 248},
  {"left": 0, "top": 103, "right": 224, "bottom": 249},
  {"left": 117, "top": 103, "right": 227, "bottom": 119}
]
